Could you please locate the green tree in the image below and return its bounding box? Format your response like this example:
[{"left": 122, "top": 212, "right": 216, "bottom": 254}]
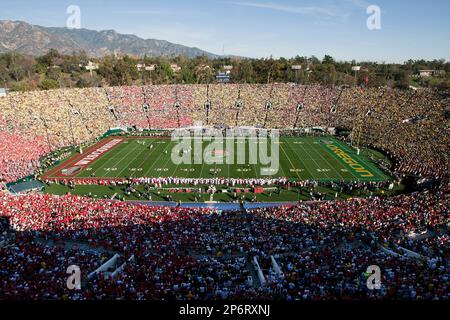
[{"left": 39, "top": 78, "right": 58, "bottom": 90}]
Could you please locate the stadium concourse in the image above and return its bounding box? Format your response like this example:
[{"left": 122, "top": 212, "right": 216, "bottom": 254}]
[{"left": 0, "top": 84, "right": 448, "bottom": 300}]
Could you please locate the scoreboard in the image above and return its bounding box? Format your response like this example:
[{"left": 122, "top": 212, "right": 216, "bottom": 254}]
[{"left": 216, "top": 71, "right": 231, "bottom": 82}]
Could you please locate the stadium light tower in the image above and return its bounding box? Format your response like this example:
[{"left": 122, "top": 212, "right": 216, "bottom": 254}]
[
  {"left": 39, "top": 115, "right": 53, "bottom": 153},
  {"left": 172, "top": 83, "right": 182, "bottom": 128},
  {"left": 204, "top": 84, "right": 211, "bottom": 125},
  {"left": 263, "top": 84, "right": 274, "bottom": 128},
  {"left": 292, "top": 83, "right": 308, "bottom": 129},
  {"left": 328, "top": 85, "right": 350, "bottom": 128},
  {"left": 293, "top": 102, "right": 304, "bottom": 129},
  {"left": 142, "top": 86, "right": 151, "bottom": 129},
  {"left": 234, "top": 88, "right": 242, "bottom": 127}
]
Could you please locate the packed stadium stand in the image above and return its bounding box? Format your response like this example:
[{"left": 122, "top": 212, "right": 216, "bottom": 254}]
[
  {"left": 0, "top": 84, "right": 448, "bottom": 300},
  {"left": 0, "top": 182, "right": 448, "bottom": 299},
  {"left": 0, "top": 84, "right": 448, "bottom": 183}
]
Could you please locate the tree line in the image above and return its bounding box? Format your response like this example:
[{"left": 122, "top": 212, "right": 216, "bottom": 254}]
[{"left": 0, "top": 49, "right": 448, "bottom": 92}]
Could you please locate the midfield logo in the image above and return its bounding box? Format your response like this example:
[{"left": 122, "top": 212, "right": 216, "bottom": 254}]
[{"left": 171, "top": 126, "right": 280, "bottom": 176}]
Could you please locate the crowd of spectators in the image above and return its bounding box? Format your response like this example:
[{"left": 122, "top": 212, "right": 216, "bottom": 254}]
[
  {"left": 0, "top": 84, "right": 447, "bottom": 184},
  {"left": 0, "top": 87, "right": 112, "bottom": 184},
  {"left": 0, "top": 179, "right": 447, "bottom": 300},
  {"left": 335, "top": 87, "right": 448, "bottom": 178},
  {"left": 0, "top": 84, "right": 448, "bottom": 299}
]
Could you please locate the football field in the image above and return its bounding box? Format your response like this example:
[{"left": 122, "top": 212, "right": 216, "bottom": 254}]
[{"left": 45, "top": 136, "right": 390, "bottom": 182}]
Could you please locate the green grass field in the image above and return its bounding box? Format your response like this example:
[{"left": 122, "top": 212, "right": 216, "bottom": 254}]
[{"left": 46, "top": 136, "right": 390, "bottom": 182}]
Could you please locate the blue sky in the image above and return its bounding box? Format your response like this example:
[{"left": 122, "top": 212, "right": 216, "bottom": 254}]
[{"left": 1, "top": 0, "right": 449, "bottom": 62}]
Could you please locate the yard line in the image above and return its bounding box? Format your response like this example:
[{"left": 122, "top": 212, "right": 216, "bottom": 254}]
[
  {"left": 283, "top": 138, "right": 314, "bottom": 179},
  {"left": 130, "top": 140, "right": 163, "bottom": 178},
  {"left": 250, "top": 137, "right": 260, "bottom": 180},
  {"left": 197, "top": 140, "right": 207, "bottom": 179},
  {"left": 170, "top": 156, "right": 184, "bottom": 178},
  {"left": 291, "top": 138, "right": 332, "bottom": 181},
  {"left": 333, "top": 140, "right": 387, "bottom": 181},
  {"left": 161, "top": 140, "right": 184, "bottom": 177},
  {"left": 212, "top": 162, "right": 218, "bottom": 179},
  {"left": 310, "top": 139, "right": 348, "bottom": 182},
  {"left": 302, "top": 138, "right": 339, "bottom": 181},
  {"left": 227, "top": 143, "right": 230, "bottom": 179},
  {"left": 231, "top": 139, "right": 244, "bottom": 180},
  {"left": 106, "top": 142, "right": 146, "bottom": 178},
  {"left": 77, "top": 143, "right": 124, "bottom": 177},
  {"left": 279, "top": 142, "right": 301, "bottom": 179},
  {"left": 319, "top": 138, "right": 363, "bottom": 182},
  {"left": 314, "top": 148, "right": 348, "bottom": 181},
  {"left": 88, "top": 141, "right": 136, "bottom": 177},
  {"left": 276, "top": 138, "right": 292, "bottom": 178},
  {"left": 142, "top": 141, "right": 173, "bottom": 177}
]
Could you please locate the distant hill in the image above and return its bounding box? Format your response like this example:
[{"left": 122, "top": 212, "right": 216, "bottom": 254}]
[{"left": 0, "top": 20, "right": 220, "bottom": 58}]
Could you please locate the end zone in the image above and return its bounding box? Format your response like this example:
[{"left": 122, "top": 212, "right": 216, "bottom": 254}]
[{"left": 43, "top": 137, "right": 124, "bottom": 180}]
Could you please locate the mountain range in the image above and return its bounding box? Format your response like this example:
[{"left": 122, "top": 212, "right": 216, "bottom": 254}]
[{"left": 0, "top": 20, "right": 220, "bottom": 58}]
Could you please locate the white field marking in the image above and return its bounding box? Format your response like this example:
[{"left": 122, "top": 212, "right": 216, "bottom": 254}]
[
  {"left": 112, "top": 143, "right": 149, "bottom": 178},
  {"left": 283, "top": 139, "right": 316, "bottom": 178},
  {"left": 275, "top": 139, "right": 289, "bottom": 177},
  {"left": 279, "top": 143, "right": 301, "bottom": 179},
  {"left": 89, "top": 141, "right": 135, "bottom": 177},
  {"left": 169, "top": 142, "right": 188, "bottom": 178},
  {"left": 294, "top": 139, "right": 334, "bottom": 180},
  {"left": 333, "top": 142, "right": 381, "bottom": 181},
  {"left": 142, "top": 141, "right": 172, "bottom": 177},
  {"left": 317, "top": 141, "right": 360, "bottom": 181},
  {"left": 261, "top": 167, "right": 278, "bottom": 175},
  {"left": 160, "top": 140, "right": 182, "bottom": 178},
  {"left": 198, "top": 141, "right": 207, "bottom": 179},
  {"left": 130, "top": 140, "right": 162, "bottom": 178},
  {"left": 311, "top": 142, "right": 349, "bottom": 181}
]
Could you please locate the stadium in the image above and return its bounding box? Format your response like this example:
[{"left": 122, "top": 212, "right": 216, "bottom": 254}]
[
  {"left": 1, "top": 83, "right": 448, "bottom": 301},
  {"left": 0, "top": 0, "right": 449, "bottom": 309}
]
